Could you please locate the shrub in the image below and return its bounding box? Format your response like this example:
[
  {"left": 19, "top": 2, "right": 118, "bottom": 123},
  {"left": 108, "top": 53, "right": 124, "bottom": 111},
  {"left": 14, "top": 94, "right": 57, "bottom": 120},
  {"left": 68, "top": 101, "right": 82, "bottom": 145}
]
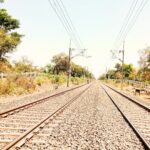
[
  {"left": 71, "top": 77, "right": 85, "bottom": 85},
  {"left": 50, "top": 75, "right": 66, "bottom": 85},
  {"left": 71, "top": 77, "right": 78, "bottom": 84},
  {"left": 0, "top": 76, "right": 36, "bottom": 95},
  {"left": 15, "top": 76, "right": 36, "bottom": 92},
  {"left": 0, "top": 79, "right": 14, "bottom": 94},
  {"left": 34, "top": 76, "right": 49, "bottom": 86}
]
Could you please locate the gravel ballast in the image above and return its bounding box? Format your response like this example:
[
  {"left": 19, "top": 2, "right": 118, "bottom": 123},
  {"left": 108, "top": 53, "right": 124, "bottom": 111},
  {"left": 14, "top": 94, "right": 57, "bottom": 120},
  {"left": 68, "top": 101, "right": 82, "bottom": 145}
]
[
  {"left": 0, "top": 84, "right": 85, "bottom": 113},
  {"left": 102, "top": 84, "right": 150, "bottom": 147},
  {"left": 22, "top": 82, "right": 144, "bottom": 150},
  {"left": 0, "top": 84, "right": 90, "bottom": 149}
]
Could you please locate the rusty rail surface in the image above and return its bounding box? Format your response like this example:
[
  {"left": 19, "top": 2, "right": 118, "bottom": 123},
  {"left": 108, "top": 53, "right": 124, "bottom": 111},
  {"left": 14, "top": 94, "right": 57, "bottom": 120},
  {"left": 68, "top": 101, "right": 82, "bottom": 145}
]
[
  {"left": 1, "top": 84, "right": 92, "bottom": 150},
  {"left": 0, "top": 84, "right": 87, "bottom": 117},
  {"left": 101, "top": 84, "right": 150, "bottom": 150},
  {"left": 103, "top": 83, "right": 150, "bottom": 112}
]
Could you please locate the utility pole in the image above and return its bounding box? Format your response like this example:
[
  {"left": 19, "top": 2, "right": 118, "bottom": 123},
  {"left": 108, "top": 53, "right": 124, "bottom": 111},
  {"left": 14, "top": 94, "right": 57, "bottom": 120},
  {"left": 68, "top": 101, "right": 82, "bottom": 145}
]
[
  {"left": 85, "top": 55, "right": 92, "bottom": 83},
  {"left": 66, "top": 41, "right": 86, "bottom": 87},
  {"left": 105, "top": 67, "right": 107, "bottom": 79},
  {"left": 110, "top": 41, "right": 125, "bottom": 90},
  {"left": 67, "top": 40, "right": 71, "bottom": 87},
  {"left": 121, "top": 41, "right": 125, "bottom": 90}
]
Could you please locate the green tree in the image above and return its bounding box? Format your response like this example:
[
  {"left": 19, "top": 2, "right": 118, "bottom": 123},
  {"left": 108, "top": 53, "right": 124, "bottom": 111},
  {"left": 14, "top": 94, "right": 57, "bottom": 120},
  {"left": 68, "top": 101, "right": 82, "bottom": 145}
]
[
  {"left": 123, "top": 64, "right": 134, "bottom": 78},
  {"left": 51, "top": 52, "right": 94, "bottom": 78},
  {"left": 114, "top": 63, "right": 134, "bottom": 78},
  {"left": 115, "top": 63, "right": 121, "bottom": 71},
  {"left": 0, "top": 9, "right": 22, "bottom": 60},
  {"left": 51, "top": 53, "right": 68, "bottom": 74},
  {"left": 44, "top": 64, "right": 54, "bottom": 74},
  {"left": 71, "top": 63, "right": 83, "bottom": 77},
  {"left": 0, "top": 9, "right": 19, "bottom": 30},
  {"left": 106, "top": 69, "right": 116, "bottom": 79}
]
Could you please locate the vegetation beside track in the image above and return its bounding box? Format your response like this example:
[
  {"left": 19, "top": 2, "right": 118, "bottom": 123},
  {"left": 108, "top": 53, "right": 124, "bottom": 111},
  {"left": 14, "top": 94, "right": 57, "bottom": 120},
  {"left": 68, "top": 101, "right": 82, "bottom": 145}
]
[
  {"left": 0, "top": 73, "right": 88, "bottom": 96},
  {"left": 0, "top": 1, "right": 94, "bottom": 96},
  {"left": 99, "top": 47, "right": 150, "bottom": 86}
]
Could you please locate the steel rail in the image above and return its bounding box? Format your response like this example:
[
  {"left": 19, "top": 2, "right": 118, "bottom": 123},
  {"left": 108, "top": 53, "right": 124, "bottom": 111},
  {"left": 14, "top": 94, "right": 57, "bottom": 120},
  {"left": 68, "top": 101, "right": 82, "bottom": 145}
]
[
  {"left": 2, "top": 84, "right": 92, "bottom": 150},
  {"left": 101, "top": 85, "right": 150, "bottom": 150},
  {"left": 103, "top": 83, "right": 150, "bottom": 112},
  {"left": 0, "top": 84, "right": 87, "bottom": 117}
]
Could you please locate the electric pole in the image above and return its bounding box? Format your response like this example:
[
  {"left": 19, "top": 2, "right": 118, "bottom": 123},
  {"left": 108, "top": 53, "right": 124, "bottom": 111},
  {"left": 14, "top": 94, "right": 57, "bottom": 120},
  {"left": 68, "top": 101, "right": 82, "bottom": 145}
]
[
  {"left": 105, "top": 67, "right": 107, "bottom": 79},
  {"left": 121, "top": 41, "right": 125, "bottom": 90},
  {"left": 110, "top": 41, "right": 125, "bottom": 90},
  {"left": 66, "top": 40, "right": 87, "bottom": 87},
  {"left": 67, "top": 40, "right": 71, "bottom": 87}
]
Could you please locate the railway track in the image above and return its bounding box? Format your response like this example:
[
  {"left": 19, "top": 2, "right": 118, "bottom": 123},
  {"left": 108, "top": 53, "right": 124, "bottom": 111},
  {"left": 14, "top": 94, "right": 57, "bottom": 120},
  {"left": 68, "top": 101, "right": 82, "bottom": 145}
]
[
  {"left": 101, "top": 83, "right": 150, "bottom": 150},
  {"left": 0, "top": 84, "right": 87, "bottom": 117},
  {"left": 0, "top": 83, "right": 91, "bottom": 150}
]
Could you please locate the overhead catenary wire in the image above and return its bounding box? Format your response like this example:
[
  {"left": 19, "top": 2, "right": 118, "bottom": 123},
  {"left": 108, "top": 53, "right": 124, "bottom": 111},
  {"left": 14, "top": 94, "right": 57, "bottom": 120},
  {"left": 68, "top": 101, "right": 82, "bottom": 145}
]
[
  {"left": 54, "top": 0, "right": 81, "bottom": 49},
  {"left": 113, "top": 0, "right": 139, "bottom": 49},
  {"left": 120, "top": 0, "right": 148, "bottom": 41},
  {"left": 47, "top": 0, "right": 84, "bottom": 50},
  {"left": 47, "top": 0, "right": 71, "bottom": 39},
  {"left": 48, "top": 0, "right": 80, "bottom": 49},
  {"left": 113, "top": 0, "right": 148, "bottom": 50},
  {"left": 59, "top": 0, "right": 84, "bottom": 49},
  {"left": 116, "top": 0, "right": 148, "bottom": 49}
]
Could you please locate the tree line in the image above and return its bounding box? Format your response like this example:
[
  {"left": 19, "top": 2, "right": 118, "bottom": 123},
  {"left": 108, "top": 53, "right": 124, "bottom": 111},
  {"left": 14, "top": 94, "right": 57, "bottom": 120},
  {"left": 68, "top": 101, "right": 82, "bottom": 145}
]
[
  {"left": 45, "top": 52, "right": 94, "bottom": 78},
  {"left": 0, "top": 1, "right": 93, "bottom": 79},
  {"left": 99, "top": 47, "right": 150, "bottom": 82}
]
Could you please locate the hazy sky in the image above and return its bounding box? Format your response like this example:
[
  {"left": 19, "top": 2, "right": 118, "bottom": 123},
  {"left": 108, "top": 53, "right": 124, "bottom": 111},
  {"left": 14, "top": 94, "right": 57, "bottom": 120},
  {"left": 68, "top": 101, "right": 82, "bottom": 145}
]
[{"left": 1, "top": 0, "right": 150, "bottom": 77}]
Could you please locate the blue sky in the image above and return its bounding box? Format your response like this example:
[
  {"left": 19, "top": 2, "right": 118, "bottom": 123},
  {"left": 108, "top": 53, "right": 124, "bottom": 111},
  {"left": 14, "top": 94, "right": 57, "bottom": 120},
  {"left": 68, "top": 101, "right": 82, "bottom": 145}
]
[{"left": 1, "top": 0, "right": 150, "bottom": 77}]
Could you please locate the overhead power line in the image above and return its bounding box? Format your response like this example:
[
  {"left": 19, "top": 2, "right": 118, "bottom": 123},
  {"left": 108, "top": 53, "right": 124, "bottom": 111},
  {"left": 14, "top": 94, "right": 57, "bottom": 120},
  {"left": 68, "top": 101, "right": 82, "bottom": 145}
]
[
  {"left": 47, "top": 0, "right": 70, "bottom": 36},
  {"left": 114, "top": 0, "right": 139, "bottom": 49},
  {"left": 121, "top": 0, "right": 148, "bottom": 40},
  {"left": 54, "top": 0, "right": 81, "bottom": 48},
  {"left": 113, "top": 0, "right": 148, "bottom": 50},
  {"left": 47, "top": 0, "right": 84, "bottom": 50},
  {"left": 59, "top": 0, "right": 84, "bottom": 49}
]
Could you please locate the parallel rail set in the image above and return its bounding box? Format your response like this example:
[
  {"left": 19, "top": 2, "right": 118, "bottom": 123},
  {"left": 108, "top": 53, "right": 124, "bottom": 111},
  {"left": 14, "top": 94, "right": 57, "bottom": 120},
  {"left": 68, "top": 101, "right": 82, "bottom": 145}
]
[
  {"left": 0, "top": 84, "right": 91, "bottom": 150},
  {"left": 101, "top": 83, "right": 150, "bottom": 150},
  {"left": 0, "top": 82, "right": 149, "bottom": 149}
]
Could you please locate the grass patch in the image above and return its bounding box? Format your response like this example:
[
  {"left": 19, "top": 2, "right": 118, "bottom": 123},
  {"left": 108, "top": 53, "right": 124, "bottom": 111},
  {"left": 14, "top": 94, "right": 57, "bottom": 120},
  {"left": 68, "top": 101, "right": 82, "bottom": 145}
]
[
  {"left": 0, "top": 76, "right": 36, "bottom": 95},
  {"left": 0, "top": 74, "right": 86, "bottom": 96}
]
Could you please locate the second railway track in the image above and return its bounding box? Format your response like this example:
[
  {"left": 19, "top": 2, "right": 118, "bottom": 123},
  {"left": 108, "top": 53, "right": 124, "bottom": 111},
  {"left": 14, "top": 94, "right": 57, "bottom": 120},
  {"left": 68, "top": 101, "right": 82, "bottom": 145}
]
[
  {"left": 0, "top": 83, "right": 91, "bottom": 150},
  {"left": 101, "top": 83, "right": 150, "bottom": 150}
]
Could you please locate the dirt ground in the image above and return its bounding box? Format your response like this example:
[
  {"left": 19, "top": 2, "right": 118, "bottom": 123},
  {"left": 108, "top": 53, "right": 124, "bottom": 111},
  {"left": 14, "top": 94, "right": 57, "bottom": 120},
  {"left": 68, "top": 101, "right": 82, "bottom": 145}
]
[{"left": 121, "top": 85, "right": 150, "bottom": 106}]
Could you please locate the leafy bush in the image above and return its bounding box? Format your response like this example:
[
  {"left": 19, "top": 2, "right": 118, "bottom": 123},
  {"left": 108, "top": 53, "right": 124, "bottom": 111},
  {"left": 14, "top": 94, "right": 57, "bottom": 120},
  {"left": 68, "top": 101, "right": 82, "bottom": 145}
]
[
  {"left": 0, "top": 74, "right": 85, "bottom": 96},
  {"left": 15, "top": 76, "right": 36, "bottom": 92},
  {"left": 0, "top": 76, "right": 36, "bottom": 95},
  {"left": 0, "top": 79, "right": 14, "bottom": 94},
  {"left": 71, "top": 77, "right": 85, "bottom": 85},
  {"left": 71, "top": 77, "right": 79, "bottom": 84},
  {"left": 50, "top": 75, "right": 66, "bottom": 85},
  {"left": 34, "top": 76, "right": 49, "bottom": 86}
]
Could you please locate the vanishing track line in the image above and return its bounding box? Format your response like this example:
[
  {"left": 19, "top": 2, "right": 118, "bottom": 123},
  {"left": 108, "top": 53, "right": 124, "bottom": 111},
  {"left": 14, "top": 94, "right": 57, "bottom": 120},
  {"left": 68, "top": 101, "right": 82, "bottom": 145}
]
[
  {"left": 0, "top": 84, "right": 91, "bottom": 150},
  {"left": 101, "top": 83, "right": 150, "bottom": 150}
]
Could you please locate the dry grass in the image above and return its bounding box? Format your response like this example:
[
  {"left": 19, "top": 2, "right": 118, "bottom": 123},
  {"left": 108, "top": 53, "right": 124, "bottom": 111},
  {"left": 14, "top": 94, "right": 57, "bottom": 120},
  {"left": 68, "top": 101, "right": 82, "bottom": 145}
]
[
  {"left": 0, "top": 75, "right": 86, "bottom": 96},
  {"left": 0, "top": 76, "right": 36, "bottom": 95},
  {"left": 103, "top": 80, "right": 129, "bottom": 89}
]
